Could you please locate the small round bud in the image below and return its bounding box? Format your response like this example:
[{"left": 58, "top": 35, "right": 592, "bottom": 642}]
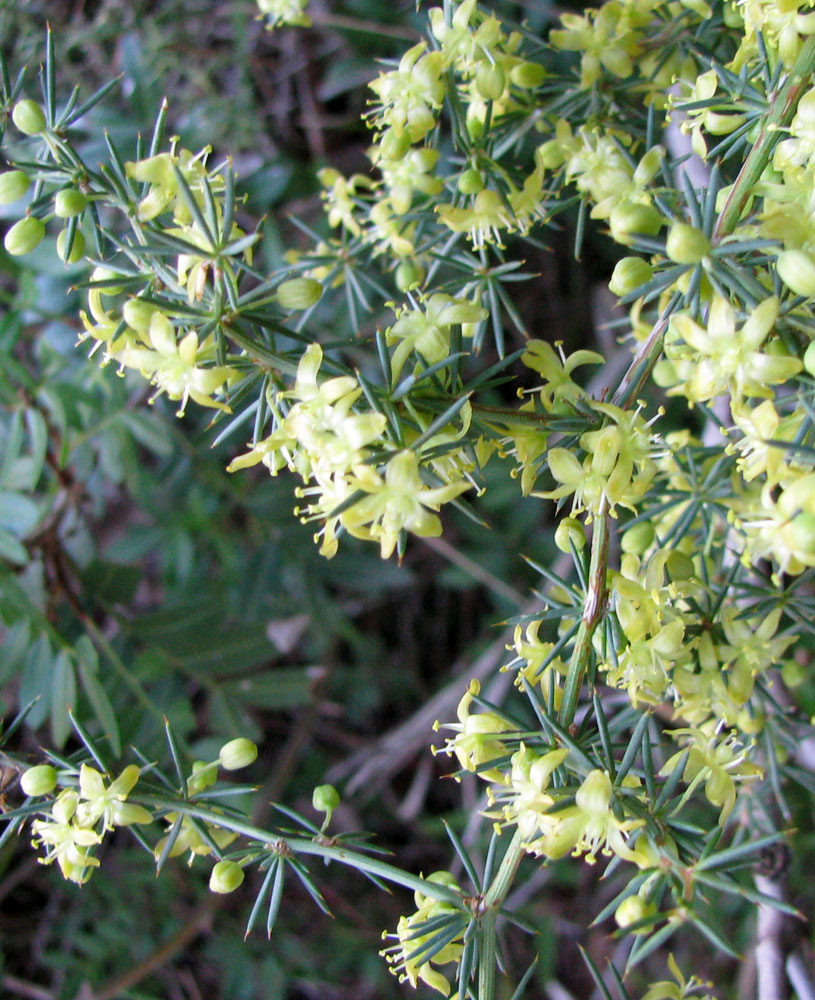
[
  {"left": 20, "top": 764, "right": 57, "bottom": 797},
  {"left": 781, "top": 659, "right": 807, "bottom": 688},
  {"left": 4, "top": 216, "right": 45, "bottom": 256},
  {"left": 313, "top": 783, "right": 340, "bottom": 830},
  {"left": 615, "top": 895, "right": 655, "bottom": 931},
  {"left": 187, "top": 760, "right": 218, "bottom": 794},
  {"left": 312, "top": 784, "right": 340, "bottom": 814},
  {"left": 209, "top": 859, "right": 245, "bottom": 894},
  {"left": 736, "top": 708, "right": 765, "bottom": 734},
  {"left": 804, "top": 341, "right": 815, "bottom": 376},
  {"left": 219, "top": 737, "right": 258, "bottom": 771},
  {"left": 621, "top": 520, "right": 655, "bottom": 555},
  {"left": 12, "top": 99, "right": 47, "bottom": 135},
  {"left": 0, "top": 170, "right": 31, "bottom": 205},
  {"left": 54, "top": 188, "right": 87, "bottom": 219},
  {"left": 609, "top": 256, "right": 653, "bottom": 297},
  {"left": 395, "top": 260, "right": 425, "bottom": 291},
  {"left": 608, "top": 202, "right": 662, "bottom": 246},
  {"left": 554, "top": 516, "right": 586, "bottom": 553},
  {"left": 458, "top": 168, "right": 485, "bottom": 195},
  {"left": 789, "top": 512, "right": 815, "bottom": 555},
  {"left": 277, "top": 277, "right": 322, "bottom": 310},
  {"left": 475, "top": 62, "right": 506, "bottom": 101},
  {"left": 123, "top": 298, "right": 159, "bottom": 333},
  {"left": 777, "top": 249, "right": 815, "bottom": 299},
  {"left": 56, "top": 228, "right": 85, "bottom": 264},
  {"left": 665, "top": 222, "right": 710, "bottom": 264},
  {"left": 379, "top": 129, "right": 411, "bottom": 161},
  {"left": 666, "top": 550, "right": 695, "bottom": 581},
  {"left": 510, "top": 61, "right": 545, "bottom": 88}
]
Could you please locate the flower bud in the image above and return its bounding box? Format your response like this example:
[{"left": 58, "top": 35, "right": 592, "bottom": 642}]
[
  {"left": 395, "top": 260, "right": 424, "bottom": 291},
  {"left": 54, "top": 188, "right": 88, "bottom": 218},
  {"left": 4, "top": 216, "right": 45, "bottom": 256},
  {"left": 378, "top": 128, "right": 411, "bottom": 161},
  {"left": 777, "top": 249, "right": 815, "bottom": 298},
  {"left": 781, "top": 659, "right": 807, "bottom": 688},
  {"left": 510, "top": 61, "right": 545, "bottom": 88},
  {"left": 554, "top": 516, "right": 586, "bottom": 553},
  {"left": 666, "top": 550, "right": 695, "bottom": 581},
  {"left": 608, "top": 202, "right": 662, "bottom": 246},
  {"left": 609, "top": 257, "right": 653, "bottom": 297},
  {"left": 12, "top": 99, "right": 47, "bottom": 135},
  {"left": 621, "top": 520, "right": 655, "bottom": 555},
  {"left": 458, "top": 168, "right": 484, "bottom": 195},
  {"left": 0, "top": 170, "right": 31, "bottom": 205},
  {"left": 665, "top": 222, "right": 710, "bottom": 264},
  {"left": 789, "top": 512, "right": 815, "bottom": 555},
  {"left": 20, "top": 764, "right": 57, "bottom": 797},
  {"left": 209, "top": 859, "right": 245, "bottom": 894},
  {"left": 123, "top": 298, "right": 159, "bottom": 333},
  {"left": 736, "top": 708, "right": 765, "bottom": 734},
  {"left": 803, "top": 342, "right": 815, "bottom": 376},
  {"left": 277, "top": 277, "right": 322, "bottom": 310},
  {"left": 219, "top": 737, "right": 258, "bottom": 771},
  {"left": 475, "top": 62, "right": 506, "bottom": 101},
  {"left": 312, "top": 784, "right": 340, "bottom": 814},
  {"left": 633, "top": 146, "right": 665, "bottom": 186},
  {"left": 56, "top": 228, "right": 85, "bottom": 263},
  {"left": 187, "top": 760, "right": 218, "bottom": 794},
  {"left": 615, "top": 895, "right": 656, "bottom": 931}
]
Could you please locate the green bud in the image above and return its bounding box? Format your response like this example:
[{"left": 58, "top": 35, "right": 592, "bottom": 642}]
[
  {"left": 608, "top": 202, "right": 662, "bottom": 246},
  {"left": 312, "top": 784, "right": 340, "bottom": 814},
  {"left": 777, "top": 249, "right": 815, "bottom": 299},
  {"left": 615, "top": 895, "right": 655, "bottom": 931},
  {"left": 665, "top": 222, "right": 710, "bottom": 264},
  {"left": 666, "top": 550, "right": 695, "bottom": 581},
  {"left": 187, "top": 760, "right": 218, "bottom": 794},
  {"left": 475, "top": 62, "right": 506, "bottom": 101},
  {"left": 54, "top": 188, "right": 87, "bottom": 218},
  {"left": 277, "top": 277, "right": 322, "bottom": 310},
  {"left": 0, "top": 170, "right": 31, "bottom": 205},
  {"left": 554, "top": 516, "right": 586, "bottom": 553},
  {"left": 609, "top": 256, "right": 653, "bottom": 297},
  {"left": 218, "top": 737, "right": 258, "bottom": 771},
  {"left": 621, "top": 520, "right": 655, "bottom": 555},
  {"left": 20, "top": 764, "right": 58, "bottom": 797},
  {"left": 379, "top": 129, "right": 411, "bottom": 161},
  {"left": 123, "top": 298, "right": 159, "bottom": 333},
  {"left": 395, "top": 260, "right": 424, "bottom": 291},
  {"left": 736, "top": 708, "right": 764, "bottom": 735},
  {"left": 789, "top": 512, "right": 815, "bottom": 555},
  {"left": 56, "top": 228, "right": 85, "bottom": 264},
  {"left": 781, "top": 659, "right": 807, "bottom": 688},
  {"left": 4, "top": 216, "right": 45, "bottom": 256},
  {"left": 12, "top": 99, "right": 47, "bottom": 135},
  {"left": 209, "top": 859, "right": 245, "bottom": 894},
  {"left": 802, "top": 341, "right": 815, "bottom": 376},
  {"left": 458, "top": 168, "right": 485, "bottom": 195},
  {"left": 510, "top": 61, "right": 545, "bottom": 88}
]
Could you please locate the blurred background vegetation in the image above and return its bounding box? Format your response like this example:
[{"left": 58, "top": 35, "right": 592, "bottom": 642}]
[{"left": 1, "top": 2, "right": 808, "bottom": 999}]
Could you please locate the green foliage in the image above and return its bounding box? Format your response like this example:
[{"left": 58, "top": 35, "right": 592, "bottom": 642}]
[{"left": 2, "top": 1, "right": 815, "bottom": 999}]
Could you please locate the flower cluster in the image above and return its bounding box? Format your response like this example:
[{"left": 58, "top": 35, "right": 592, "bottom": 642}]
[
  {"left": 229, "top": 344, "right": 472, "bottom": 557},
  {"left": 26, "top": 764, "right": 152, "bottom": 884},
  {"left": 380, "top": 871, "right": 465, "bottom": 997}
]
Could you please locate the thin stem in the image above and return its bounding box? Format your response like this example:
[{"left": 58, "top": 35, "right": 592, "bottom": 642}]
[
  {"left": 478, "top": 827, "right": 527, "bottom": 999},
  {"left": 134, "top": 795, "right": 465, "bottom": 906},
  {"left": 558, "top": 504, "right": 611, "bottom": 728},
  {"left": 713, "top": 35, "right": 815, "bottom": 240}
]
